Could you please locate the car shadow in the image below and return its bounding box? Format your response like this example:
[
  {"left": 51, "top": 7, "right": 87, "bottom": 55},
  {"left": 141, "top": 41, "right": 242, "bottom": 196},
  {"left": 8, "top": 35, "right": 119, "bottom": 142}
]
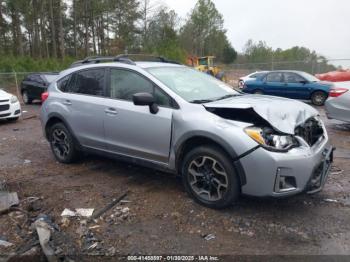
[{"left": 74, "top": 153, "right": 326, "bottom": 214}]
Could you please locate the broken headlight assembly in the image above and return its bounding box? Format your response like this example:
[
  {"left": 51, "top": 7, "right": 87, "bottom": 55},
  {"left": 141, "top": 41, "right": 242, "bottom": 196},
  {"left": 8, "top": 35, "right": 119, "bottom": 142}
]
[{"left": 244, "top": 126, "right": 299, "bottom": 152}]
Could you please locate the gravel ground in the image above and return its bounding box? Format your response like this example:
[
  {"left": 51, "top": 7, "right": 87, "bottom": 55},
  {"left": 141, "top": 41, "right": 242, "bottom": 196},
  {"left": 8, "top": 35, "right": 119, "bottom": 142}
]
[{"left": 0, "top": 103, "right": 349, "bottom": 259}]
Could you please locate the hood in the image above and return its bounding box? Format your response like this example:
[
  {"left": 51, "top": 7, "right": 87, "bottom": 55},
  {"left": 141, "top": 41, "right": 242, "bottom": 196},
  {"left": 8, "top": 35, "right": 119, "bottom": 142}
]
[
  {"left": 204, "top": 94, "right": 318, "bottom": 134},
  {"left": 0, "top": 89, "right": 12, "bottom": 100}
]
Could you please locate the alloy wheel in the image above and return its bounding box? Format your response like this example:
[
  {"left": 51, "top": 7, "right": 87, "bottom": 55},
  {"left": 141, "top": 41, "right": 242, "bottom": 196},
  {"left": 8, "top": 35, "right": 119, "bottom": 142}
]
[
  {"left": 314, "top": 93, "right": 325, "bottom": 105},
  {"left": 188, "top": 156, "right": 228, "bottom": 201},
  {"left": 51, "top": 129, "right": 70, "bottom": 160}
]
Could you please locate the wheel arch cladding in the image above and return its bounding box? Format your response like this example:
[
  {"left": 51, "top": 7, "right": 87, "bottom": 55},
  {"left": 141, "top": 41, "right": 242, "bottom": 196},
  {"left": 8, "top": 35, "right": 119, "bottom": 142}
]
[
  {"left": 45, "top": 113, "right": 80, "bottom": 148},
  {"left": 311, "top": 89, "right": 328, "bottom": 98},
  {"left": 175, "top": 132, "right": 247, "bottom": 185}
]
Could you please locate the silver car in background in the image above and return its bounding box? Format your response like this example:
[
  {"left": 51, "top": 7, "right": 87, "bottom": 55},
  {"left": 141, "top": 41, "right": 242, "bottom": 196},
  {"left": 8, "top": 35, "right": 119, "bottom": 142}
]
[
  {"left": 238, "top": 71, "right": 269, "bottom": 88},
  {"left": 325, "top": 82, "right": 350, "bottom": 122},
  {"left": 40, "top": 56, "right": 334, "bottom": 209}
]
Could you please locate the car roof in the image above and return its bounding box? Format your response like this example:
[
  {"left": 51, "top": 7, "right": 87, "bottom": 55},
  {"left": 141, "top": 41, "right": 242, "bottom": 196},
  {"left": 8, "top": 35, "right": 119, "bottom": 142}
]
[
  {"left": 267, "top": 70, "right": 306, "bottom": 74},
  {"left": 135, "top": 62, "right": 184, "bottom": 69},
  {"left": 27, "top": 72, "right": 59, "bottom": 76},
  {"left": 58, "top": 61, "right": 185, "bottom": 79}
]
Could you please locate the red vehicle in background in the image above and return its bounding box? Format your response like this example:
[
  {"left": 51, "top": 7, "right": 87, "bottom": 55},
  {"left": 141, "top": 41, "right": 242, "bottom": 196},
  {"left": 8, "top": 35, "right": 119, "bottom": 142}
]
[{"left": 316, "top": 69, "right": 350, "bottom": 82}]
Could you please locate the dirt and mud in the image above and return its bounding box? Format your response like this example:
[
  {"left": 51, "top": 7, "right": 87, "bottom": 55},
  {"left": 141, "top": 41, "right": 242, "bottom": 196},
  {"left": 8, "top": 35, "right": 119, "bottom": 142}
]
[{"left": 0, "top": 103, "right": 349, "bottom": 259}]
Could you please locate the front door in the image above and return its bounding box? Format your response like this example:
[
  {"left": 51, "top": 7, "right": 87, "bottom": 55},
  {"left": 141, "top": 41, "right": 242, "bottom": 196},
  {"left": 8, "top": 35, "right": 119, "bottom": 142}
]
[
  {"left": 283, "top": 72, "right": 311, "bottom": 99},
  {"left": 103, "top": 68, "right": 174, "bottom": 164}
]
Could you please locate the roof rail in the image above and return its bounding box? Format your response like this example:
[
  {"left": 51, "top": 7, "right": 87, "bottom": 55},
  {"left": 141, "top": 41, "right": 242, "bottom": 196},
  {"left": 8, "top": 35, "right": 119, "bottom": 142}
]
[
  {"left": 116, "top": 54, "right": 181, "bottom": 65},
  {"left": 70, "top": 56, "right": 135, "bottom": 68},
  {"left": 70, "top": 54, "right": 180, "bottom": 68}
]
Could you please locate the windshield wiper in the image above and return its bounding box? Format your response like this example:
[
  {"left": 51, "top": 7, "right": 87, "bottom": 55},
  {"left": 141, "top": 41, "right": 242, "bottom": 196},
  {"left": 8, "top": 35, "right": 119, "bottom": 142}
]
[
  {"left": 190, "top": 94, "right": 242, "bottom": 104},
  {"left": 190, "top": 99, "right": 215, "bottom": 104},
  {"left": 213, "top": 94, "right": 241, "bottom": 101}
]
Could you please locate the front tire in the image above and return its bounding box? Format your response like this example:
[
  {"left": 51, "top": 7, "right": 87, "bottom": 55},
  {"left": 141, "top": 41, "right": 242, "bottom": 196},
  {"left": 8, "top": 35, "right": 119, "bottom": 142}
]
[
  {"left": 182, "top": 145, "right": 240, "bottom": 209},
  {"left": 49, "top": 122, "right": 78, "bottom": 164},
  {"left": 311, "top": 91, "right": 327, "bottom": 106}
]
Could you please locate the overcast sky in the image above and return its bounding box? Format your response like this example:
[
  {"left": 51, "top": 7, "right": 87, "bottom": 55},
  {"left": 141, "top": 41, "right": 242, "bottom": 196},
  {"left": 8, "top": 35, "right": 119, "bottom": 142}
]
[{"left": 160, "top": 0, "right": 350, "bottom": 68}]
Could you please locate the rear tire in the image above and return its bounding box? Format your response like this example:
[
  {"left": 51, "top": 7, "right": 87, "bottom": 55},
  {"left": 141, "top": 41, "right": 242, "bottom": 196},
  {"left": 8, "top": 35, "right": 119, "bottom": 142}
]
[
  {"left": 181, "top": 145, "right": 240, "bottom": 209},
  {"left": 311, "top": 91, "right": 327, "bottom": 106},
  {"left": 22, "top": 91, "right": 33, "bottom": 104},
  {"left": 48, "top": 122, "right": 78, "bottom": 164}
]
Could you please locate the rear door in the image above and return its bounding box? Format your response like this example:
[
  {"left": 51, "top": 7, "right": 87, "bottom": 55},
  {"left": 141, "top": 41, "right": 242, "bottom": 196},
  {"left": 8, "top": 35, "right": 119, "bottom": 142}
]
[
  {"left": 56, "top": 68, "right": 108, "bottom": 150},
  {"left": 283, "top": 72, "right": 311, "bottom": 99},
  {"left": 103, "top": 68, "right": 174, "bottom": 164},
  {"left": 263, "top": 72, "right": 285, "bottom": 96}
]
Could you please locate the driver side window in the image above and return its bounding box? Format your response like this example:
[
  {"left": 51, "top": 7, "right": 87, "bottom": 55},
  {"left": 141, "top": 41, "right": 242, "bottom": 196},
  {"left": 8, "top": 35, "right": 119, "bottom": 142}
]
[
  {"left": 109, "top": 68, "right": 173, "bottom": 108},
  {"left": 284, "top": 73, "right": 305, "bottom": 83}
]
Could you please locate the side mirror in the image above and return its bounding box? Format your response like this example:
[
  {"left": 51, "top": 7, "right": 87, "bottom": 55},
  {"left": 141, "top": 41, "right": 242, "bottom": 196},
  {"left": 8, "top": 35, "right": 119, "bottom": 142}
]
[{"left": 132, "top": 92, "right": 159, "bottom": 114}]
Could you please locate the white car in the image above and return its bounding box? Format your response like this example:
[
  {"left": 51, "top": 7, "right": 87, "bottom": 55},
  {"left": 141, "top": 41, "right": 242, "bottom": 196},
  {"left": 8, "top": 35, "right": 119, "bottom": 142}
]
[
  {"left": 238, "top": 71, "right": 269, "bottom": 88},
  {"left": 0, "top": 89, "right": 21, "bottom": 121}
]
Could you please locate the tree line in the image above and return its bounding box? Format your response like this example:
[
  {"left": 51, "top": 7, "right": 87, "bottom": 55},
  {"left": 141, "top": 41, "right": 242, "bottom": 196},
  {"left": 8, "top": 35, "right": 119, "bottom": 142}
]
[
  {"left": 0, "top": 0, "right": 337, "bottom": 73},
  {"left": 236, "top": 40, "right": 337, "bottom": 73},
  {"left": 0, "top": 0, "right": 236, "bottom": 64}
]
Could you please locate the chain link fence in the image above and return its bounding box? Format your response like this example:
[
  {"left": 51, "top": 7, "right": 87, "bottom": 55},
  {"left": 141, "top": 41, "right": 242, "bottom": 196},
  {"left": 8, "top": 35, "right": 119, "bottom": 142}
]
[
  {"left": 0, "top": 72, "right": 35, "bottom": 99},
  {"left": 224, "top": 59, "right": 350, "bottom": 87},
  {"left": 1, "top": 59, "right": 349, "bottom": 94}
]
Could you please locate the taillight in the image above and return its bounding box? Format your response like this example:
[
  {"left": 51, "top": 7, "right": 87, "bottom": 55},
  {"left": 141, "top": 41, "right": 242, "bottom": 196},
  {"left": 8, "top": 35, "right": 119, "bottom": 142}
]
[
  {"left": 329, "top": 88, "right": 348, "bottom": 97},
  {"left": 41, "top": 92, "right": 49, "bottom": 103}
]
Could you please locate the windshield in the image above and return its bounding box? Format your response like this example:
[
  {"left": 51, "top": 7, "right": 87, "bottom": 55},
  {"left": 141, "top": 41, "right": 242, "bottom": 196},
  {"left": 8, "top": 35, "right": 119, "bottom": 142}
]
[
  {"left": 298, "top": 72, "right": 319, "bottom": 82},
  {"left": 251, "top": 72, "right": 267, "bottom": 78},
  {"left": 147, "top": 67, "right": 240, "bottom": 102}
]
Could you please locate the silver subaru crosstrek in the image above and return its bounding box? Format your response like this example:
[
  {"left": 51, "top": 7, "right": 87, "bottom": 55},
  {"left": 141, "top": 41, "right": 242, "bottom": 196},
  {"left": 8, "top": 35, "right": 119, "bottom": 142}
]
[{"left": 40, "top": 56, "right": 334, "bottom": 209}]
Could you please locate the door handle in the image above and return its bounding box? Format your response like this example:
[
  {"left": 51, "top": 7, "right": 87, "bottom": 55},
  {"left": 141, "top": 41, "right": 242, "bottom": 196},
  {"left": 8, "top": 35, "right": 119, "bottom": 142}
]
[
  {"left": 63, "top": 100, "right": 72, "bottom": 106},
  {"left": 104, "top": 108, "right": 118, "bottom": 115}
]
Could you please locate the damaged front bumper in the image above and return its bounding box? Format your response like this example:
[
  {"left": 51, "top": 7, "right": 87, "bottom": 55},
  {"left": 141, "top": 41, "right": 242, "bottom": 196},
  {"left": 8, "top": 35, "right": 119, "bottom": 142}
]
[
  {"left": 238, "top": 134, "right": 334, "bottom": 198},
  {"left": 306, "top": 146, "right": 334, "bottom": 194}
]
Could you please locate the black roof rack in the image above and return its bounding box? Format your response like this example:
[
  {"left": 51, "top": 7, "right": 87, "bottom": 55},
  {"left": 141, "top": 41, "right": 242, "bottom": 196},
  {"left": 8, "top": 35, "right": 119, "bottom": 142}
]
[
  {"left": 117, "top": 54, "right": 181, "bottom": 65},
  {"left": 70, "top": 54, "right": 180, "bottom": 68}
]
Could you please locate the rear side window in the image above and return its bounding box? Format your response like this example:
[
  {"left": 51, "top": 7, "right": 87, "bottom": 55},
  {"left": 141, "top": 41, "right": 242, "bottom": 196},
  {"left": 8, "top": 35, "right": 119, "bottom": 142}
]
[
  {"left": 64, "top": 69, "right": 105, "bottom": 96},
  {"left": 266, "top": 73, "right": 283, "bottom": 82},
  {"left": 57, "top": 75, "right": 71, "bottom": 92}
]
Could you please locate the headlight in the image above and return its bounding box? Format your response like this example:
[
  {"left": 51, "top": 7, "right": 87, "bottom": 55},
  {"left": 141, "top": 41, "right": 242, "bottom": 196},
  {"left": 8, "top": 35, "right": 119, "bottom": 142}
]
[
  {"left": 244, "top": 126, "right": 299, "bottom": 152},
  {"left": 10, "top": 95, "right": 18, "bottom": 104}
]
